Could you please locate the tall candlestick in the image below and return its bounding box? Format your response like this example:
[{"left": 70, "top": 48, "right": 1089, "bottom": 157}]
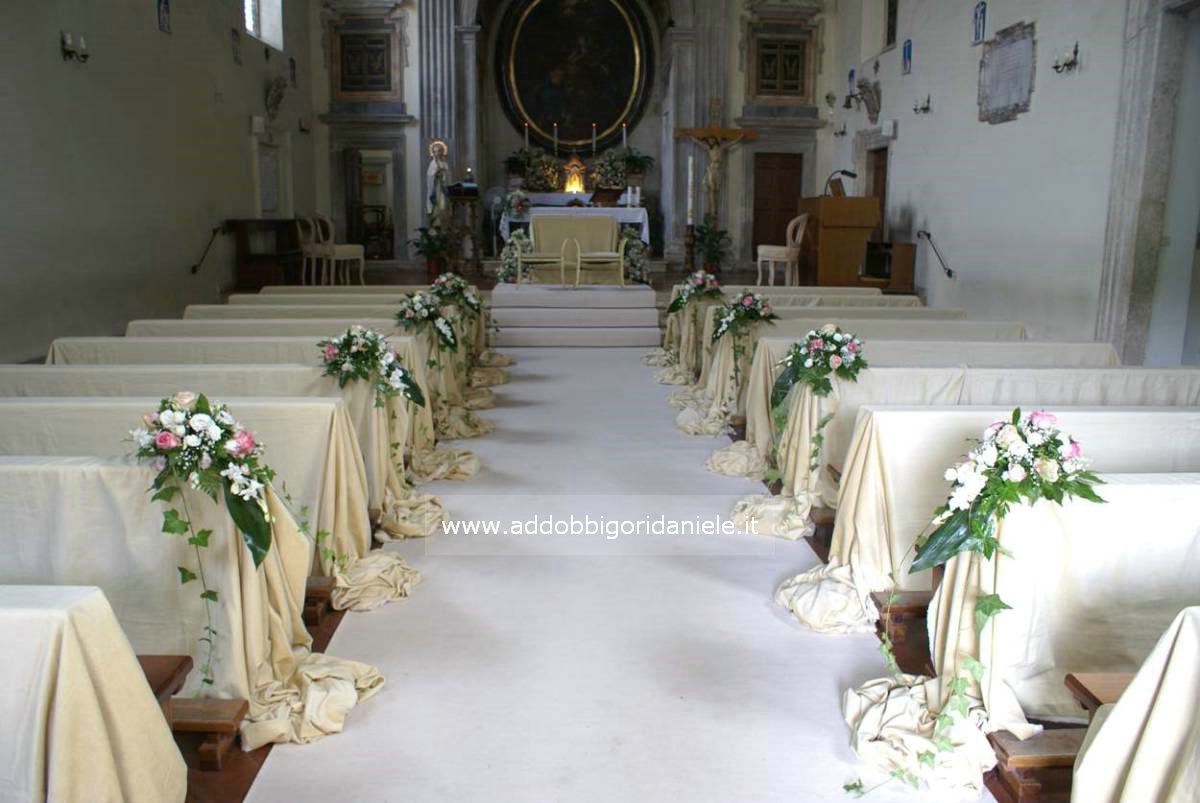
[
  {"left": 592, "top": 123, "right": 597, "bottom": 155},
  {"left": 622, "top": 123, "right": 628, "bottom": 148},
  {"left": 553, "top": 123, "right": 558, "bottom": 156},
  {"left": 524, "top": 123, "right": 529, "bottom": 148},
  {"left": 686, "top": 156, "right": 695, "bottom": 226}
]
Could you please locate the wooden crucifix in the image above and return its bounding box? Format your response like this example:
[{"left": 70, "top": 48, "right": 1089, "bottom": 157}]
[{"left": 674, "top": 126, "right": 758, "bottom": 227}]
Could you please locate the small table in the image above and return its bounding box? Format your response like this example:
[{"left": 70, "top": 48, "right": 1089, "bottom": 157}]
[{"left": 224, "top": 218, "right": 301, "bottom": 290}]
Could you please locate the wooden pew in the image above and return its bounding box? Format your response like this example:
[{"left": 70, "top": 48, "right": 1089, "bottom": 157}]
[
  {"left": 986, "top": 728, "right": 1088, "bottom": 803},
  {"left": 1065, "top": 672, "right": 1134, "bottom": 720}
]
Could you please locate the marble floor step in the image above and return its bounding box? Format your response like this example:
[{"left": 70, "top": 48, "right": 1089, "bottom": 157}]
[
  {"left": 490, "top": 284, "right": 657, "bottom": 309},
  {"left": 491, "top": 326, "right": 662, "bottom": 348}
]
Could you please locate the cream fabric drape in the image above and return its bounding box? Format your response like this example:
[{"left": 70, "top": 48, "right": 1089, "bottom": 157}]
[
  {"left": 127, "top": 318, "right": 403, "bottom": 337},
  {"left": 259, "top": 285, "right": 486, "bottom": 296},
  {"left": 927, "top": 474, "right": 1200, "bottom": 737},
  {"left": 413, "top": 326, "right": 495, "bottom": 440},
  {"left": 0, "top": 397, "right": 424, "bottom": 612},
  {"left": 0, "top": 457, "right": 384, "bottom": 750},
  {"left": 1072, "top": 606, "right": 1200, "bottom": 803},
  {"left": 737, "top": 366, "right": 1200, "bottom": 541},
  {"left": 43, "top": 336, "right": 475, "bottom": 485},
  {"left": 722, "top": 339, "right": 1123, "bottom": 478},
  {"left": 674, "top": 317, "right": 1027, "bottom": 437},
  {"left": 778, "top": 407, "right": 1200, "bottom": 633},
  {"left": 0, "top": 585, "right": 187, "bottom": 803},
  {"left": 185, "top": 304, "right": 404, "bottom": 319}
]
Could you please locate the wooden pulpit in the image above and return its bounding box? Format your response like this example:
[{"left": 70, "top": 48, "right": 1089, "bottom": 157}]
[{"left": 797, "top": 196, "right": 895, "bottom": 289}]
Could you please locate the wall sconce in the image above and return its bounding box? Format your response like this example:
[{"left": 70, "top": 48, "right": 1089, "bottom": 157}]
[
  {"left": 832, "top": 123, "right": 848, "bottom": 138},
  {"left": 1052, "top": 43, "right": 1080, "bottom": 74},
  {"left": 61, "top": 31, "right": 90, "bottom": 63},
  {"left": 913, "top": 95, "right": 932, "bottom": 114}
]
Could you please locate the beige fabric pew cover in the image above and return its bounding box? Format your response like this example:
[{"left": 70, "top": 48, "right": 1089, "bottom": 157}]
[
  {"left": 185, "top": 304, "right": 404, "bottom": 319},
  {"left": 736, "top": 367, "right": 1200, "bottom": 542},
  {"left": 777, "top": 407, "right": 1200, "bottom": 634},
  {"left": 0, "top": 457, "right": 384, "bottom": 749},
  {"left": 127, "top": 318, "right": 402, "bottom": 338},
  {"left": 1072, "top": 606, "right": 1200, "bottom": 803},
  {"left": 0, "top": 585, "right": 186, "bottom": 802},
  {"left": 0, "top": 397, "right": 423, "bottom": 612},
  {"left": 724, "top": 338, "right": 1122, "bottom": 477},
  {"left": 43, "top": 336, "right": 476, "bottom": 483},
  {"left": 673, "top": 317, "right": 1027, "bottom": 436}
]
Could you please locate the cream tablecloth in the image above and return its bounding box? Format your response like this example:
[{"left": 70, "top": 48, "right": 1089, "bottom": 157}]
[
  {"left": 723, "top": 339, "right": 1123, "bottom": 478},
  {"left": 127, "top": 318, "right": 402, "bottom": 338},
  {"left": 736, "top": 366, "right": 1200, "bottom": 540},
  {"left": 0, "top": 457, "right": 384, "bottom": 749},
  {"left": 674, "top": 317, "right": 1027, "bottom": 436},
  {"left": 777, "top": 406, "right": 1200, "bottom": 634},
  {"left": 0, "top": 585, "right": 186, "bottom": 803},
  {"left": 260, "top": 285, "right": 483, "bottom": 295},
  {"left": 185, "top": 304, "right": 403, "bottom": 319},
  {"left": 0, "top": 397, "right": 425, "bottom": 611},
  {"left": 1072, "top": 606, "right": 1200, "bottom": 802}
]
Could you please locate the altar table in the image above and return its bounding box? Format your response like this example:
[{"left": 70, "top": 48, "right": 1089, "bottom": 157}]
[
  {"left": 500, "top": 205, "right": 650, "bottom": 243},
  {"left": 0, "top": 585, "right": 186, "bottom": 802}
]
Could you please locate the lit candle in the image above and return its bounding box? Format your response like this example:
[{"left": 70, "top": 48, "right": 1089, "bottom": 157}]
[
  {"left": 553, "top": 123, "right": 558, "bottom": 156},
  {"left": 622, "top": 122, "right": 627, "bottom": 148},
  {"left": 686, "top": 156, "right": 695, "bottom": 225},
  {"left": 592, "top": 123, "right": 597, "bottom": 155},
  {"left": 524, "top": 123, "right": 529, "bottom": 148}
]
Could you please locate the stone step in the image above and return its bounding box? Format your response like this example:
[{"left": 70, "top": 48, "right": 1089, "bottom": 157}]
[
  {"left": 492, "top": 326, "right": 662, "bottom": 348},
  {"left": 490, "top": 284, "right": 657, "bottom": 309},
  {"left": 492, "top": 306, "right": 659, "bottom": 327}
]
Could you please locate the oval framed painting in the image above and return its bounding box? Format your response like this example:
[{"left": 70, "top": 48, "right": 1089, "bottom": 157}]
[{"left": 495, "top": 0, "right": 654, "bottom": 151}]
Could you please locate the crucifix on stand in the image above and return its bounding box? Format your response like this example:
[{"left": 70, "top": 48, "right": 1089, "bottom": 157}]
[{"left": 673, "top": 123, "right": 757, "bottom": 270}]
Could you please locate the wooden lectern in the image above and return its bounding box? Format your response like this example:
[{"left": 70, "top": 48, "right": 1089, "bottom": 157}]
[{"left": 797, "top": 196, "right": 912, "bottom": 293}]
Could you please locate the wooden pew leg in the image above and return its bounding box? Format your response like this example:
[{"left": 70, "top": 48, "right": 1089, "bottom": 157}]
[
  {"left": 171, "top": 698, "right": 250, "bottom": 772},
  {"left": 304, "top": 576, "right": 334, "bottom": 626},
  {"left": 804, "top": 506, "right": 836, "bottom": 563},
  {"left": 197, "top": 731, "right": 239, "bottom": 772}
]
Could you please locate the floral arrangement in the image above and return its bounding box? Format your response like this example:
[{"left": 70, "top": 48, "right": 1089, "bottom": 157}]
[
  {"left": 132, "top": 392, "right": 277, "bottom": 685},
  {"left": 770, "top": 325, "right": 867, "bottom": 407},
  {"left": 589, "top": 150, "right": 627, "bottom": 189},
  {"left": 504, "top": 189, "right": 531, "bottom": 218},
  {"left": 498, "top": 230, "right": 531, "bottom": 283},
  {"left": 430, "top": 272, "right": 482, "bottom": 316},
  {"left": 621, "top": 229, "right": 649, "bottom": 285},
  {"left": 318, "top": 326, "right": 425, "bottom": 409},
  {"left": 666, "top": 270, "right": 722, "bottom": 313},
  {"left": 524, "top": 152, "right": 561, "bottom": 192},
  {"left": 622, "top": 147, "right": 656, "bottom": 176},
  {"left": 395, "top": 291, "right": 458, "bottom": 351},
  {"left": 711, "top": 290, "right": 778, "bottom": 342}
]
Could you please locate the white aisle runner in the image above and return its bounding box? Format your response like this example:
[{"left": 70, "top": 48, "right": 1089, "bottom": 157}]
[{"left": 247, "top": 349, "right": 938, "bottom": 803}]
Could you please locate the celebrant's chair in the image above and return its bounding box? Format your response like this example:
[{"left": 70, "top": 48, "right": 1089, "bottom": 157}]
[
  {"left": 573, "top": 216, "right": 626, "bottom": 287},
  {"left": 295, "top": 217, "right": 330, "bottom": 286},
  {"left": 756, "top": 214, "right": 809, "bottom": 286},
  {"left": 315, "top": 215, "right": 366, "bottom": 285},
  {"left": 518, "top": 216, "right": 578, "bottom": 286}
]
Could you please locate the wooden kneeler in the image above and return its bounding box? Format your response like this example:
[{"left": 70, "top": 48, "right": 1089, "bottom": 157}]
[
  {"left": 138, "top": 654, "right": 250, "bottom": 771},
  {"left": 304, "top": 575, "right": 334, "bottom": 626},
  {"left": 985, "top": 728, "right": 1087, "bottom": 803}
]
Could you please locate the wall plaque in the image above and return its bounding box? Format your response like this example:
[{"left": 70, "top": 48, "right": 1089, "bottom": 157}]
[{"left": 978, "top": 21, "right": 1036, "bottom": 124}]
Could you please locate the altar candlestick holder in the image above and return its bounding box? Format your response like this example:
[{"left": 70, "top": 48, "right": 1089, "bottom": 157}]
[{"left": 684, "top": 224, "right": 696, "bottom": 272}]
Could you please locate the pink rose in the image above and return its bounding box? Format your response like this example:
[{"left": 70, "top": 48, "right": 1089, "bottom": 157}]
[
  {"left": 741, "top": 296, "right": 754, "bottom": 307},
  {"left": 846, "top": 341, "right": 860, "bottom": 353},
  {"left": 154, "top": 430, "right": 182, "bottom": 450},
  {"left": 830, "top": 355, "right": 843, "bottom": 369},
  {"left": 810, "top": 338, "right": 825, "bottom": 351},
  {"left": 323, "top": 344, "right": 338, "bottom": 361},
  {"left": 226, "top": 429, "right": 256, "bottom": 458},
  {"left": 1028, "top": 410, "right": 1058, "bottom": 429},
  {"left": 694, "top": 276, "right": 704, "bottom": 286},
  {"left": 1060, "top": 439, "right": 1082, "bottom": 460}
]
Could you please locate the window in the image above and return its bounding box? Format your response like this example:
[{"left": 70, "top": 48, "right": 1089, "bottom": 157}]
[
  {"left": 885, "top": 0, "right": 899, "bottom": 48},
  {"left": 756, "top": 39, "right": 807, "bottom": 96},
  {"left": 244, "top": 0, "right": 283, "bottom": 50}
]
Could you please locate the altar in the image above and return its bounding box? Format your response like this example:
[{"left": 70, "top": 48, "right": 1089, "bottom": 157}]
[{"left": 500, "top": 205, "right": 650, "bottom": 243}]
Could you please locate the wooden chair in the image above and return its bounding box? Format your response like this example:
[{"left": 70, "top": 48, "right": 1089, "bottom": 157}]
[
  {"left": 756, "top": 214, "right": 809, "bottom": 286},
  {"left": 315, "top": 215, "right": 366, "bottom": 285},
  {"left": 294, "top": 217, "right": 329, "bottom": 286}
]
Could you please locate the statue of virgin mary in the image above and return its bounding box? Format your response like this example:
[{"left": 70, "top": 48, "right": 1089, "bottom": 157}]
[{"left": 426, "top": 140, "right": 452, "bottom": 231}]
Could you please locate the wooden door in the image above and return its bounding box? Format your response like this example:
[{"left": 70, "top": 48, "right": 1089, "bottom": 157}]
[
  {"left": 752, "top": 152, "right": 804, "bottom": 253},
  {"left": 343, "top": 148, "right": 363, "bottom": 243},
  {"left": 867, "top": 147, "right": 889, "bottom": 241}
]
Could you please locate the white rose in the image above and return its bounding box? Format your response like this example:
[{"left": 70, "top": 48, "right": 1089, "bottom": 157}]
[
  {"left": 206, "top": 424, "right": 222, "bottom": 441},
  {"left": 132, "top": 428, "right": 153, "bottom": 448},
  {"left": 184, "top": 434, "right": 201, "bottom": 448},
  {"left": 954, "top": 461, "right": 980, "bottom": 485},
  {"left": 1006, "top": 439, "right": 1031, "bottom": 460},
  {"left": 803, "top": 358, "right": 814, "bottom": 368},
  {"left": 189, "top": 413, "right": 214, "bottom": 433},
  {"left": 976, "top": 444, "right": 999, "bottom": 468},
  {"left": 943, "top": 467, "right": 958, "bottom": 482},
  {"left": 995, "top": 424, "right": 1020, "bottom": 447}
]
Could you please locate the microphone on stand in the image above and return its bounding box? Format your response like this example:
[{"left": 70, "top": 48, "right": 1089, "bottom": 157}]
[{"left": 823, "top": 169, "right": 858, "bottom": 196}]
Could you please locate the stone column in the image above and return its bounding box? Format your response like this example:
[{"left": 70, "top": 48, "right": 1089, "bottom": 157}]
[
  {"left": 662, "top": 27, "right": 697, "bottom": 262},
  {"left": 455, "top": 24, "right": 481, "bottom": 176},
  {"left": 419, "top": 0, "right": 456, "bottom": 222}
]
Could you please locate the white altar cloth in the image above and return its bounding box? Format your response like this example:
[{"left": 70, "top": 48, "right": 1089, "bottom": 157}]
[{"left": 501, "top": 205, "right": 650, "bottom": 242}]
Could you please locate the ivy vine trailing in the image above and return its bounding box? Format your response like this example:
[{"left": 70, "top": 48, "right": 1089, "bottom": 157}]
[
  {"left": 712, "top": 290, "right": 778, "bottom": 394},
  {"left": 396, "top": 290, "right": 458, "bottom": 351},
  {"left": 132, "top": 392, "right": 276, "bottom": 686},
  {"left": 853, "top": 407, "right": 1105, "bottom": 796}
]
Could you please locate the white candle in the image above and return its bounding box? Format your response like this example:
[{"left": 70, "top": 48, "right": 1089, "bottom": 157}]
[
  {"left": 553, "top": 123, "right": 558, "bottom": 156},
  {"left": 622, "top": 123, "right": 627, "bottom": 148},
  {"left": 524, "top": 123, "right": 529, "bottom": 148},
  {"left": 592, "top": 123, "right": 597, "bottom": 155},
  {"left": 686, "top": 156, "right": 695, "bottom": 225}
]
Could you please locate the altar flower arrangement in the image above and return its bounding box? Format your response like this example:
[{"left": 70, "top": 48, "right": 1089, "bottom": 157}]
[
  {"left": 666, "top": 270, "right": 722, "bottom": 313},
  {"left": 504, "top": 189, "right": 531, "bottom": 218},
  {"left": 430, "top": 272, "right": 482, "bottom": 316},
  {"left": 770, "top": 325, "right": 867, "bottom": 406},
  {"left": 589, "top": 150, "right": 627, "bottom": 189},
  {"left": 621, "top": 229, "right": 649, "bottom": 285},
  {"left": 396, "top": 290, "right": 458, "bottom": 351},
  {"left": 524, "top": 152, "right": 561, "bottom": 192},
  {"left": 132, "top": 392, "right": 277, "bottom": 685},
  {"left": 711, "top": 290, "right": 778, "bottom": 342},
  {"left": 317, "top": 326, "right": 426, "bottom": 408},
  {"left": 498, "top": 230, "right": 532, "bottom": 283}
]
